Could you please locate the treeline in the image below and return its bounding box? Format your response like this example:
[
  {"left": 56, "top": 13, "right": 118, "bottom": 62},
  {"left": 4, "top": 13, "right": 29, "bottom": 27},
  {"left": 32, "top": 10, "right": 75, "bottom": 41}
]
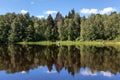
[{"left": 0, "top": 9, "right": 120, "bottom": 43}]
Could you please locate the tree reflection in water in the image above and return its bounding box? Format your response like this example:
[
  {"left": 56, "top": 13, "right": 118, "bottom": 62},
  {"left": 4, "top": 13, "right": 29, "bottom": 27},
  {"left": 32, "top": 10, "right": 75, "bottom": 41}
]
[{"left": 0, "top": 45, "right": 120, "bottom": 76}]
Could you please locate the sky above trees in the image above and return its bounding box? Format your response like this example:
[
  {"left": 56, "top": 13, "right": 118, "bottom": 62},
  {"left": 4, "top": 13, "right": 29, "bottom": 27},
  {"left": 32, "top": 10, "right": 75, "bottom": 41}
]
[{"left": 0, "top": 0, "right": 120, "bottom": 18}]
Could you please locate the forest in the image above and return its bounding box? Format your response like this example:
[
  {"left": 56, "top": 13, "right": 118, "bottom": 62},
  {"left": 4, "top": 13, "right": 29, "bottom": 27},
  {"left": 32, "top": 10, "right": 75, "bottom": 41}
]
[{"left": 0, "top": 9, "right": 120, "bottom": 43}]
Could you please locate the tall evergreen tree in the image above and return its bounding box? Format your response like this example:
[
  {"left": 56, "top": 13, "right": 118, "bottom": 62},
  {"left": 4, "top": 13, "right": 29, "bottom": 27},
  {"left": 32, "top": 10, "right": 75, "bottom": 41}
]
[
  {"left": 104, "top": 12, "right": 119, "bottom": 40},
  {"left": 45, "top": 14, "right": 58, "bottom": 41},
  {"left": 8, "top": 14, "right": 25, "bottom": 42},
  {"left": 73, "top": 13, "right": 81, "bottom": 40},
  {"left": 25, "top": 25, "right": 35, "bottom": 41}
]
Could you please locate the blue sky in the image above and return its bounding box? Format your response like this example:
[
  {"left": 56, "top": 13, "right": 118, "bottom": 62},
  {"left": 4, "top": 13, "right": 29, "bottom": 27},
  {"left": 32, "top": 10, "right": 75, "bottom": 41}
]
[{"left": 0, "top": 0, "right": 120, "bottom": 18}]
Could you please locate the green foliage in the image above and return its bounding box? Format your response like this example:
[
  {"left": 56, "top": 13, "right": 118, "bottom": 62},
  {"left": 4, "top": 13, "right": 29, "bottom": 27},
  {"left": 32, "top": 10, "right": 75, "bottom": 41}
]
[
  {"left": 0, "top": 10, "right": 120, "bottom": 43},
  {"left": 104, "top": 12, "right": 119, "bottom": 40},
  {"left": 9, "top": 14, "right": 25, "bottom": 42},
  {"left": 25, "top": 25, "right": 35, "bottom": 41},
  {"left": 34, "top": 19, "right": 46, "bottom": 41},
  {"left": 81, "top": 12, "right": 120, "bottom": 41},
  {"left": 45, "top": 14, "right": 59, "bottom": 41}
]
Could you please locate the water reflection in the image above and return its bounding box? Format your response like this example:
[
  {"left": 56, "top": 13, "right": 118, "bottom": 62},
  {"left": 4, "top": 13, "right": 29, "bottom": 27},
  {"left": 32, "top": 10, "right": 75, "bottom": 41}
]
[{"left": 0, "top": 45, "right": 120, "bottom": 79}]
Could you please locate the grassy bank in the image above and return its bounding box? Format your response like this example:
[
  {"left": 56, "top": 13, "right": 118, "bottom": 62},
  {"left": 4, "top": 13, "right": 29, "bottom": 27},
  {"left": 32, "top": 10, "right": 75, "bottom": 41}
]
[
  {"left": 17, "top": 41, "right": 56, "bottom": 45},
  {"left": 17, "top": 41, "right": 120, "bottom": 46}
]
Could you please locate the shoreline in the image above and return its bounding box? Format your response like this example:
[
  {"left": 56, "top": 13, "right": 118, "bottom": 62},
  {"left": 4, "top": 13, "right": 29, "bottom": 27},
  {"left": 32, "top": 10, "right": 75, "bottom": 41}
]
[{"left": 16, "top": 41, "right": 120, "bottom": 46}]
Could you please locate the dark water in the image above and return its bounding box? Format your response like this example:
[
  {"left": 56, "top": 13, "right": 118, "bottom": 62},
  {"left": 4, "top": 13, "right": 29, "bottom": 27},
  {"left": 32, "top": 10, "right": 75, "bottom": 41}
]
[{"left": 0, "top": 45, "right": 120, "bottom": 80}]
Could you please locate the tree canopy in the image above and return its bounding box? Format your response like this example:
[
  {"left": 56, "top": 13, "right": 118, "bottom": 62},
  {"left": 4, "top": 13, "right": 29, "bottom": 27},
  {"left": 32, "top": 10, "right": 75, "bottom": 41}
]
[{"left": 0, "top": 10, "right": 120, "bottom": 43}]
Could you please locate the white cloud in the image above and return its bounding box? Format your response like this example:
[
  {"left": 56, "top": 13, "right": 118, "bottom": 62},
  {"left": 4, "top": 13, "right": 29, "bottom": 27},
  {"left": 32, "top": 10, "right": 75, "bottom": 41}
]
[
  {"left": 21, "top": 10, "right": 28, "bottom": 14},
  {"left": 80, "top": 8, "right": 98, "bottom": 14},
  {"left": 81, "top": 70, "right": 97, "bottom": 76},
  {"left": 100, "top": 71, "right": 114, "bottom": 77},
  {"left": 80, "top": 7, "right": 116, "bottom": 15},
  {"left": 100, "top": 7, "right": 116, "bottom": 14},
  {"left": 21, "top": 71, "right": 27, "bottom": 74},
  {"left": 45, "top": 10, "right": 57, "bottom": 15},
  {"left": 36, "top": 15, "right": 45, "bottom": 19}
]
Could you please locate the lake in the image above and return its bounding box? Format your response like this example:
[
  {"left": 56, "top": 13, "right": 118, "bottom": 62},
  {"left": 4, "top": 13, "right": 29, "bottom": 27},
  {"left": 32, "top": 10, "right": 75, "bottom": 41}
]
[{"left": 0, "top": 45, "right": 120, "bottom": 80}]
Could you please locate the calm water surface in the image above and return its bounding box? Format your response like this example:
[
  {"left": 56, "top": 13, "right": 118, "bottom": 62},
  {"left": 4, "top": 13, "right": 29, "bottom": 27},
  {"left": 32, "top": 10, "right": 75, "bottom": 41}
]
[{"left": 0, "top": 45, "right": 120, "bottom": 80}]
